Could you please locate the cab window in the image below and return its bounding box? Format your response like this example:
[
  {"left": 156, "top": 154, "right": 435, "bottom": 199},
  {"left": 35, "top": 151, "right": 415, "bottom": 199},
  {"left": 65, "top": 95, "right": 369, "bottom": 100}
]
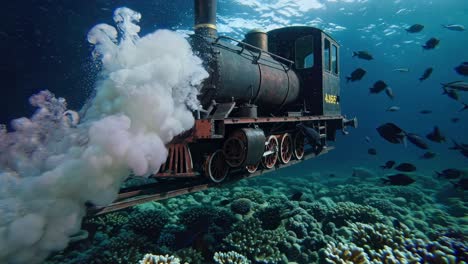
[
  {"left": 295, "top": 35, "right": 314, "bottom": 69},
  {"left": 331, "top": 44, "right": 338, "bottom": 74},
  {"left": 324, "top": 38, "right": 330, "bottom": 71}
]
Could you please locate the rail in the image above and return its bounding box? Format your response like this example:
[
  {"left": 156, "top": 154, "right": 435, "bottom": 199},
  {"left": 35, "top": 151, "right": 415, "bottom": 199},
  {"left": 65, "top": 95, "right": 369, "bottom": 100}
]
[{"left": 86, "top": 146, "right": 334, "bottom": 217}]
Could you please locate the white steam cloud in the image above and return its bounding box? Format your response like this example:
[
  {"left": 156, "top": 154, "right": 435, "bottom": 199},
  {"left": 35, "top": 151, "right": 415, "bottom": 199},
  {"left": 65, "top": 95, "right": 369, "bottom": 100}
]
[{"left": 0, "top": 7, "right": 208, "bottom": 264}]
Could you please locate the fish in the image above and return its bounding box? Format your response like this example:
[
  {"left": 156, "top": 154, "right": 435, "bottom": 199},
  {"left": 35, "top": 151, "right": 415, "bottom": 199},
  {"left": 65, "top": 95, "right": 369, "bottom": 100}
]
[
  {"left": 419, "top": 67, "right": 433, "bottom": 81},
  {"left": 421, "top": 151, "right": 436, "bottom": 159},
  {"left": 370, "top": 80, "right": 388, "bottom": 94},
  {"left": 422, "top": 37, "right": 440, "bottom": 50},
  {"left": 368, "top": 148, "right": 377, "bottom": 155},
  {"left": 395, "top": 163, "right": 417, "bottom": 172},
  {"left": 386, "top": 106, "right": 400, "bottom": 112},
  {"left": 450, "top": 117, "right": 460, "bottom": 123},
  {"left": 365, "top": 136, "right": 371, "bottom": 143},
  {"left": 405, "top": 24, "right": 424, "bottom": 33},
  {"left": 352, "top": 167, "right": 377, "bottom": 178},
  {"left": 441, "top": 81, "right": 468, "bottom": 91},
  {"left": 459, "top": 103, "right": 468, "bottom": 112},
  {"left": 450, "top": 178, "right": 468, "bottom": 190},
  {"left": 435, "top": 168, "right": 463, "bottom": 179},
  {"left": 442, "top": 87, "right": 459, "bottom": 101},
  {"left": 449, "top": 139, "right": 468, "bottom": 158},
  {"left": 385, "top": 87, "right": 394, "bottom": 99},
  {"left": 380, "top": 160, "right": 396, "bottom": 169},
  {"left": 296, "top": 123, "right": 323, "bottom": 154},
  {"left": 406, "top": 133, "right": 429, "bottom": 149},
  {"left": 420, "top": 110, "right": 432, "bottom": 114},
  {"left": 291, "top": 192, "right": 303, "bottom": 201},
  {"left": 426, "top": 126, "right": 445, "bottom": 143},
  {"left": 352, "top": 51, "right": 374, "bottom": 60},
  {"left": 392, "top": 219, "right": 402, "bottom": 229},
  {"left": 219, "top": 199, "right": 231, "bottom": 206},
  {"left": 376, "top": 123, "right": 405, "bottom": 144},
  {"left": 383, "top": 173, "right": 415, "bottom": 186},
  {"left": 454, "top": 62, "right": 468, "bottom": 76},
  {"left": 393, "top": 68, "right": 409, "bottom": 72},
  {"left": 442, "top": 24, "right": 465, "bottom": 31},
  {"left": 346, "top": 68, "right": 367, "bottom": 82}
]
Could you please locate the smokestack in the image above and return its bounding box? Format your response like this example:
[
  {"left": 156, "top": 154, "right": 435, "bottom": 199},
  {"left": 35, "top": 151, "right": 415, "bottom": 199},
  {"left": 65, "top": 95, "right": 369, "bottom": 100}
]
[{"left": 194, "top": 0, "right": 217, "bottom": 37}]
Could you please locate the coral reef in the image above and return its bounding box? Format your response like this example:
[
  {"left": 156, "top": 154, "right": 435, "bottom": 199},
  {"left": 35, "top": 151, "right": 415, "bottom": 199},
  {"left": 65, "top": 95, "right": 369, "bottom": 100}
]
[
  {"left": 230, "top": 198, "right": 252, "bottom": 215},
  {"left": 213, "top": 251, "right": 251, "bottom": 264},
  {"left": 323, "top": 202, "right": 384, "bottom": 227},
  {"left": 322, "top": 242, "right": 369, "bottom": 264},
  {"left": 46, "top": 167, "right": 467, "bottom": 264},
  {"left": 128, "top": 208, "right": 170, "bottom": 237},
  {"left": 139, "top": 254, "right": 183, "bottom": 264},
  {"left": 222, "top": 218, "right": 286, "bottom": 263}
]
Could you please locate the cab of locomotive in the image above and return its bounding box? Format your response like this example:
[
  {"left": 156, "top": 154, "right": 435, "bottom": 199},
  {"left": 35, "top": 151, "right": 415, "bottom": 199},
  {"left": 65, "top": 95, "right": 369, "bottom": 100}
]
[{"left": 268, "top": 27, "right": 341, "bottom": 116}]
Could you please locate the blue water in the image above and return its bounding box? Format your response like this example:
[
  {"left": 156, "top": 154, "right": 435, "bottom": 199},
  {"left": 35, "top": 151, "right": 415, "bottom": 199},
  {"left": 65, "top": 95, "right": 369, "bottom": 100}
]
[{"left": 3, "top": 1, "right": 467, "bottom": 263}]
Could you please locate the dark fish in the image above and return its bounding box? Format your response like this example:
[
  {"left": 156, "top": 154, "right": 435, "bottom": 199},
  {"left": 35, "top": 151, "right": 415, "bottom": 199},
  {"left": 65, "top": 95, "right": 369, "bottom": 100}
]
[
  {"left": 392, "top": 219, "right": 402, "bottom": 229},
  {"left": 352, "top": 51, "right": 374, "bottom": 60},
  {"left": 459, "top": 103, "right": 468, "bottom": 112},
  {"left": 385, "top": 87, "right": 394, "bottom": 99},
  {"left": 219, "top": 199, "right": 231, "bottom": 206},
  {"left": 370, "top": 80, "right": 388, "bottom": 94},
  {"left": 419, "top": 67, "right": 433, "bottom": 81},
  {"left": 449, "top": 139, "right": 468, "bottom": 158},
  {"left": 420, "top": 110, "right": 432, "bottom": 114},
  {"left": 380, "top": 160, "right": 396, "bottom": 169},
  {"left": 296, "top": 123, "right": 323, "bottom": 154},
  {"left": 376, "top": 123, "right": 405, "bottom": 144},
  {"left": 426, "top": 126, "right": 445, "bottom": 143},
  {"left": 421, "top": 151, "right": 436, "bottom": 159},
  {"left": 395, "top": 163, "right": 417, "bottom": 172},
  {"left": 450, "top": 117, "right": 460, "bottom": 123},
  {"left": 368, "top": 148, "right": 377, "bottom": 155},
  {"left": 406, "top": 24, "right": 424, "bottom": 33},
  {"left": 365, "top": 136, "right": 371, "bottom": 143},
  {"left": 383, "top": 173, "right": 415, "bottom": 186},
  {"left": 442, "top": 87, "right": 459, "bottom": 101},
  {"left": 454, "top": 62, "right": 468, "bottom": 76},
  {"left": 451, "top": 178, "right": 468, "bottom": 190},
  {"left": 347, "top": 68, "right": 366, "bottom": 82},
  {"left": 291, "top": 192, "right": 303, "bottom": 201},
  {"left": 435, "top": 168, "right": 463, "bottom": 179},
  {"left": 422, "top": 37, "right": 440, "bottom": 50},
  {"left": 441, "top": 81, "right": 468, "bottom": 91},
  {"left": 406, "top": 133, "right": 429, "bottom": 149}
]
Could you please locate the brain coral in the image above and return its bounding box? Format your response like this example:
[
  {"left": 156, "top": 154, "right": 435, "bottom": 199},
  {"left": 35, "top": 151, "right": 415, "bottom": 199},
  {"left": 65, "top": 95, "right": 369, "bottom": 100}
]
[
  {"left": 128, "top": 208, "right": 170, "bottom": 237},
  {"left": 230, "top": 198, "right": 252, "bottom": 215}
]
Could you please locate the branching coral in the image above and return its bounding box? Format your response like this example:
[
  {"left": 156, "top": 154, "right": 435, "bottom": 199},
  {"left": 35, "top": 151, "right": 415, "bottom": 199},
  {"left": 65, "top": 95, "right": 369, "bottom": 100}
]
[
  {"left": 213, "top": 251, "right": 251, "bottom": 264},
  {"left": 322, "top": 242, "right": 369, "bottom": 264},
  {"left": 323, "top": 202, "right": 384, "bottom": 227},
  {"left": 139, "top": 254, "right": 183, "bottom": 264}
]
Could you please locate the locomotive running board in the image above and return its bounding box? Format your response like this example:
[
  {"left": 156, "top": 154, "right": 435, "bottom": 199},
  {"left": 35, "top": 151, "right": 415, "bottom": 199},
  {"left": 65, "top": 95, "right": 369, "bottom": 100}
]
[{"left": 86, "top": 146, "right": 334, "bottom": 217}]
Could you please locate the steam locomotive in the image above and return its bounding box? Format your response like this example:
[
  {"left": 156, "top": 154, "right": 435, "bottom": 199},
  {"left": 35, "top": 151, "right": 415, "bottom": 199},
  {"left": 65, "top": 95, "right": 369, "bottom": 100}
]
[
  {"left": 154, "top": 0, "right": 356, "bottom": 184},
  {"left": 87, "top": 0, "right": 358, "bottom": 215}
]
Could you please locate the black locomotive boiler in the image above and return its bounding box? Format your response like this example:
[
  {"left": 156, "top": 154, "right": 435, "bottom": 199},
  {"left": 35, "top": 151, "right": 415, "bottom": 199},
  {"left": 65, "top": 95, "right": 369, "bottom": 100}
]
[
  {"left": 154, "top": 0, "right": 357, "bottom": 183},
  {"left": 91, "top": 0, "right": 357, "bottom": 214}
]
